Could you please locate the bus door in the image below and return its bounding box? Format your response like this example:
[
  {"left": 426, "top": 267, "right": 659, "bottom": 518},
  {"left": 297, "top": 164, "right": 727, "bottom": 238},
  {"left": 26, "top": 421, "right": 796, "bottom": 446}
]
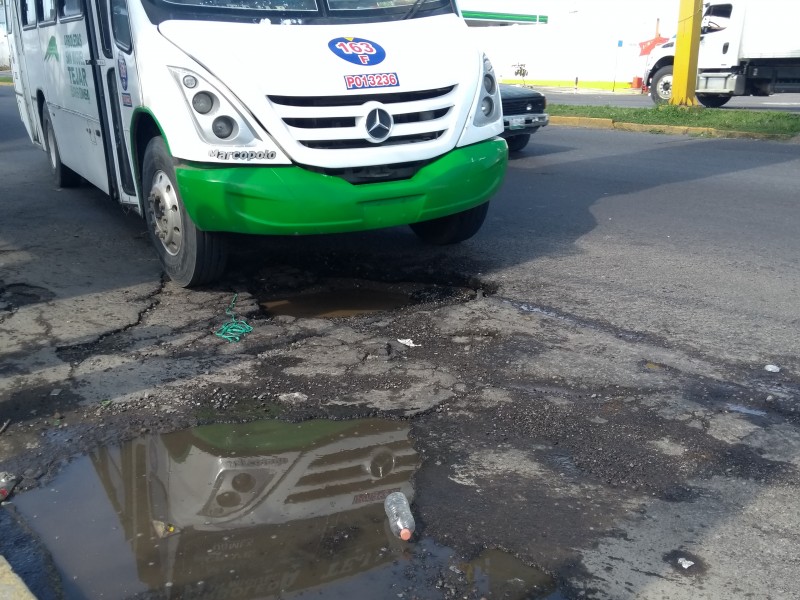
[
  {"left": 9, "top": 0, "right": 39, "bottom": 142},
  {"left": 36, "top": 0, "right": 110, "bottom": 192},
  {"left": 85, "top": 0, "right": 138, "bottom": 209}
]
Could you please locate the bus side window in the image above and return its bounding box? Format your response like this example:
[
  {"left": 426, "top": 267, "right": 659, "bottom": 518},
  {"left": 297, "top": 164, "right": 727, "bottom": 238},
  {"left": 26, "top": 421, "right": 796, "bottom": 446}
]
[
  {"left": 96, "top": 0, "right": 113, "bottom": 58},
  {"left": 59, "top": 0, "right": 81, "bottom": 19},
  {"left": 20, "top": 0, "right": 36, "bottom": 27},
  {"left": 40, "top": 0, "right": 55, "bottom": 23},
  {"left": 3, "top": 0, "right": 12, "bottom": 34},
  {"left": 110, "top": 0, "right": 131, "bottom": 52}
]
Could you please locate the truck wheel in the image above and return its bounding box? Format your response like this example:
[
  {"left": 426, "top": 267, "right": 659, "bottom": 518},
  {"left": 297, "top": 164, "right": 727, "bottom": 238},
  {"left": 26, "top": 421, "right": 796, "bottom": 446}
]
[
  {"left": 142, "top": 137, "right": 227, "bottom": 287},
  {"left": 650, "top": 65, "right": 673, "bottom": 105},
  {"left": 42, "top": 111, "right": 81, "bottom": 188},
  {"left": 697, "top": 94, "right": 731, "bottom": 108},
  {"left": 506, "top": 134, "right": 531, "bottom": 153},
  {"left": 409, "top": 202, "right": 489, "bottom": 245}
]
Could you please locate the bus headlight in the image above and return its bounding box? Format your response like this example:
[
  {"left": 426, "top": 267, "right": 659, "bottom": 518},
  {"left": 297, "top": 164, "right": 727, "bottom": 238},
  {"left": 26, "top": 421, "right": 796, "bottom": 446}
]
[
  {"left": 169, "top": 66, "right": 260, "bottom": 146},
  {"left": 212, "top": 116, "right": 235, "bottom": 139},
  {"left": 483, "top": 74, "right": 496, "bottom": 95},
  {"left": 473, "top": 55, "right": 501, "bottom": 127},
  {"left": 192, "top": 92, "right": 214, "bottom": 115}
]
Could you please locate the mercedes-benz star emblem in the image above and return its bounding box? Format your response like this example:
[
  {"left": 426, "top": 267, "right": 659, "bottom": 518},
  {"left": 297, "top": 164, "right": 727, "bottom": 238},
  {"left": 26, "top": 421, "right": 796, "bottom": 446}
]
[{"left": 365, "top": 108, "right": 393, "bottom": 142}]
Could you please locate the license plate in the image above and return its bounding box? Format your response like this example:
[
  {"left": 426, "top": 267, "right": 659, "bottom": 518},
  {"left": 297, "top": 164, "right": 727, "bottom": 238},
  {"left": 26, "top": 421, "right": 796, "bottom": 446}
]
[
  {"left": 509, "top": 116, "right": 526, "bottom": 130},
  {"left": 344, "top": 73, "right": 400, "bottom": 90}
]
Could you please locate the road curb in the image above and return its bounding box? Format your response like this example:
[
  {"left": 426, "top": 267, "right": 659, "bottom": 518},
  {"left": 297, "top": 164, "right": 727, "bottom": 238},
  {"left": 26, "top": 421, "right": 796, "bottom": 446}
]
[
  {"left": 549, "top": 115, "right": 793, "bottom": 141},
  {"left": 549, "top": 116, "right": 614, "bottom": 129},
  {"left": 0, "top": 556, "right": 36, "bottom": 600}
]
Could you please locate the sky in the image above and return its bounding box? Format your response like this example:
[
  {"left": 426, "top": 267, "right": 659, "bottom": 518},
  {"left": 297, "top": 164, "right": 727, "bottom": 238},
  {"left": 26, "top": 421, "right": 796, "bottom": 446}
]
[
  {"left": 549, "top": 0, "right": 680, "bottom": 38},
  {"left": 462, "top": 0, "right": 683, "bottom": 83},
  {"left": 460, "top": 0, "right": 681, "bottom": 38}
]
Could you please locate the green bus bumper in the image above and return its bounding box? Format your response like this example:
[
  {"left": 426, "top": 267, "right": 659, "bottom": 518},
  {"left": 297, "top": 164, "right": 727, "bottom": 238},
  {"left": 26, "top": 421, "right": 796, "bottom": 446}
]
[{"left": 175, "top": 139, "right": 508, "bottom": 235}]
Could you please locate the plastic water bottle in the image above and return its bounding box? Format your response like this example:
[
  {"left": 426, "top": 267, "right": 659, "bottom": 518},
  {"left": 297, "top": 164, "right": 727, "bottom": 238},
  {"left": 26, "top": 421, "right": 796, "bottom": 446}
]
[
  {"left": 384, "top": 491, "right": 415, "bottom": 541},
  {"left": 0, "top": 472, "right": 20, "bottom": 501}
]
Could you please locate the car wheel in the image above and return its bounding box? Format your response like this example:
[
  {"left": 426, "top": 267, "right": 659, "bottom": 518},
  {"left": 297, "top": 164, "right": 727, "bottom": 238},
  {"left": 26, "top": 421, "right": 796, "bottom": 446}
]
[
  {"left": 506, "top": 134, "right": 531, "bottom": 153},
  {"left": 409, "top": 202, "right": 489, "bottom": 245},
  {"left": 650, "top": 65, "right": 673, "bottom": 105},
  {"left": 142, "top": 137, "right": 227, "bottom": 287},
  {"left": 42, "top": 110, "right": 81, "bottom": 188}
]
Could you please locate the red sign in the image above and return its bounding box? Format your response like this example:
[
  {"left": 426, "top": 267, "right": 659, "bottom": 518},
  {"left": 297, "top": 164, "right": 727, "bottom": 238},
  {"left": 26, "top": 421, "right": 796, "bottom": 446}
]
[{"left": 639, "top": 36, "right": 669, "bottom": 56}]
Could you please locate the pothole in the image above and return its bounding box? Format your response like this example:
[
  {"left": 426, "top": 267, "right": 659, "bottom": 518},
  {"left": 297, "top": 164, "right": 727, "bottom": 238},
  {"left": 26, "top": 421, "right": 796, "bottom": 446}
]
[
  {"left": 11, "top": 418, "right": 557, "bottom": 599},
  {"left": 260, "top": 278, "right": 477, "bottom": 318},
  {"left": 0, "top": 282, "right": 56, "bottom": 310}
]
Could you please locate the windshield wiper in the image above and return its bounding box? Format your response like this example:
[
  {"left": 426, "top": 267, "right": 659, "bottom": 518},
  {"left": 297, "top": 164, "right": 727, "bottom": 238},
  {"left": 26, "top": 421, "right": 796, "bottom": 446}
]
[{"left": 402, "top": 0, "right": 427, "bottom": 20}]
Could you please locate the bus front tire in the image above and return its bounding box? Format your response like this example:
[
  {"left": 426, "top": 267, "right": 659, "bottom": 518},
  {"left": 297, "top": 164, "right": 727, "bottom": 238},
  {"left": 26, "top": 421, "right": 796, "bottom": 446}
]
[
  {"left": 409, "top": 202, "right": 489, "bottom": 245},
  {"left": 43, "top": 111, "right": 81, "bottom": 188},
  {"left": 142, "top": 137, "right": 227, "bottom": 287}
]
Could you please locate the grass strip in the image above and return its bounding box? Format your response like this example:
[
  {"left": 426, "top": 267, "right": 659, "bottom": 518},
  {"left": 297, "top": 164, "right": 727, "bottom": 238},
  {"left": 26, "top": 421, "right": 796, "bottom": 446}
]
[{"left": 548, "top": 104, "right": 800, "bottom": 137}]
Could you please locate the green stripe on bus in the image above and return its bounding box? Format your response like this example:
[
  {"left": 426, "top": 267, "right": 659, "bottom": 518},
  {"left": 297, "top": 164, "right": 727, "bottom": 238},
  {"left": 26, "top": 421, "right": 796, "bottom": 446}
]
[{"left": 462, "top": 11, "right": 548, "bottom": 23}]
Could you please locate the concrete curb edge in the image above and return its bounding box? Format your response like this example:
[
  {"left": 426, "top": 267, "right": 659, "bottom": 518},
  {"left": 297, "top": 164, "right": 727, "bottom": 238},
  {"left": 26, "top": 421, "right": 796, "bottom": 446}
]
[{"left": 0, "top": 556, "right": 37, "bottom": 599}]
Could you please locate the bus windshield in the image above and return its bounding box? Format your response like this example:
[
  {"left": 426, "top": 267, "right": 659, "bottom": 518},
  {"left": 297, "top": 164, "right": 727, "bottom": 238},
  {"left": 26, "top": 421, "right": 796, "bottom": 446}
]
[{"left": 157, "top": 0, "right": 452, "bottom": 15}]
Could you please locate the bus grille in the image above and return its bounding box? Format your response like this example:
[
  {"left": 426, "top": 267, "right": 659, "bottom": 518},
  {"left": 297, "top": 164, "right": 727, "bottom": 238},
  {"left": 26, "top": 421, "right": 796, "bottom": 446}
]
[{"left": 268, "top": 86, "right": 458, "bottom": 150}]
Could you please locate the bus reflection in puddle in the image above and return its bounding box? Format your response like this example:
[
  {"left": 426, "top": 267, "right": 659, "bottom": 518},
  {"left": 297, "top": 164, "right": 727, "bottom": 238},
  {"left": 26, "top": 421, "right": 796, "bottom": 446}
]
[{"left": 14, "top": 418, "right": 556, "bottom": 599}]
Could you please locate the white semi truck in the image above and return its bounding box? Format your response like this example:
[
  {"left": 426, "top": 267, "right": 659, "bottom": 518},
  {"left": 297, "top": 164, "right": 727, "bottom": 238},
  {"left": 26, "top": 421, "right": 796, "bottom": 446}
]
[{"left": 645, "top": 0, "right": 800, "bottom": 107}]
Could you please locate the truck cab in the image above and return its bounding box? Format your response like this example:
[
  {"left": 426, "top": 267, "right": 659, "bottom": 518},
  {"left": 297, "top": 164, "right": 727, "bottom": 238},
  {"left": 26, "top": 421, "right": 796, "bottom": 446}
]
[{"left": 645, "top": 0, "right": 800, "bottom": 107}]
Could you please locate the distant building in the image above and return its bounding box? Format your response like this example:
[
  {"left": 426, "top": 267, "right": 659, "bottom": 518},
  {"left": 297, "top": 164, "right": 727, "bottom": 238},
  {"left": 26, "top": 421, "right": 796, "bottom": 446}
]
[{"left": 462, "top": 0, "right": 679, "bottom": 89}]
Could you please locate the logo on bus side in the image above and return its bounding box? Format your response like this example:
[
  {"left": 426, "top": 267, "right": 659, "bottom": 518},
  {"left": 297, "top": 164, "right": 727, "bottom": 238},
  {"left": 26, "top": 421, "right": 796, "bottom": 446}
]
[
  {"left": 44, "top": 37, "right": 60, "bottom": 62},
  {"left": 118, "top": 56, "right": 128, "bottom": 91},
  {"left": 328, "top": 37, "right": 386, "bottom": 66},
  {"left": 209, "top": 149, "right": 277, "bottom": 161}
]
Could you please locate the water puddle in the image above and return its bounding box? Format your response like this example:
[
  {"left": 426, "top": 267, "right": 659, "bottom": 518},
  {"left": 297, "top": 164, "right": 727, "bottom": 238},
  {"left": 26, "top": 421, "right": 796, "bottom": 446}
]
[
  {"left": 512, "top": 301, "right": 649, "bottom": 342},
  {"left": 12, "top": 418, "right": 557, "bottom": 599},
  {"left": 260, "top": 279, "right": 474, "bottom": 318},
  {"left": 726, "top": 403, "right": 768, "bottom": 417}
]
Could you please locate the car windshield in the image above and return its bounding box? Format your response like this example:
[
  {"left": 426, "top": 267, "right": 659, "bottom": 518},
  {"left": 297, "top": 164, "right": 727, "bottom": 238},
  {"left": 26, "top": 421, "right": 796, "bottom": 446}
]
[{"left": 157, "top": 0, "right": 450, "bottom": 15}]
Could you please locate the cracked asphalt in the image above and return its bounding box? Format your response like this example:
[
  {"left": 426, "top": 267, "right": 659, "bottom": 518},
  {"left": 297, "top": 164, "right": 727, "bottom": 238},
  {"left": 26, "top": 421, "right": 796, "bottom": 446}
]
[{"left": 2, "top": 85, "right": 800, "bottom": 599}]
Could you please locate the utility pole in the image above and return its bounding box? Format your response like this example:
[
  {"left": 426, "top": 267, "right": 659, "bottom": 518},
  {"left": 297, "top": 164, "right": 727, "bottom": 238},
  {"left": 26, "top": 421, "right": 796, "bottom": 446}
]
[{"left": 670, "top": 0, "right": 703, "bottom": 106}]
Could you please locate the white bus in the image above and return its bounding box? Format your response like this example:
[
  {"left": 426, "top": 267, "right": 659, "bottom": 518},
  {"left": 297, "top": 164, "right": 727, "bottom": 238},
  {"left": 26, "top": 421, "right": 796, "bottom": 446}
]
[{"left": 4, "top": 0, "right": 507, "bottom": 285}]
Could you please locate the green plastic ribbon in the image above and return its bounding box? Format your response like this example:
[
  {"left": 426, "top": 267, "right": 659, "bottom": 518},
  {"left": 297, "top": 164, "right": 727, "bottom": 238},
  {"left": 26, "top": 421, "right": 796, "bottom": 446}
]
[{"left": 214, "top": 293, "right": 253, "bottom": 343}]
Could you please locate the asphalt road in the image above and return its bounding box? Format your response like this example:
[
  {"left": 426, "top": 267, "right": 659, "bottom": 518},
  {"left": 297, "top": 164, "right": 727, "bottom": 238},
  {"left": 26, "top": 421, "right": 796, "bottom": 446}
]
[
  {"left": 1, "top": 84, "right": 799, "bottom": 599},
  {"left": 543, "top": 87, "right": 800, "bottom": 113}
]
